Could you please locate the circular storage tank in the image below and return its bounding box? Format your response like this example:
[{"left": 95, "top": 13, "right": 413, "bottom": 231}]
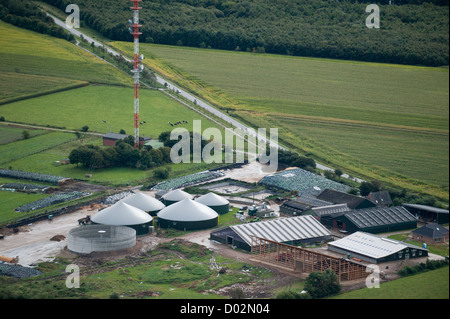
[
  {"left": 68, "top": 225, "right": 136, "bottom": 254},
  {"left": 195, "top": 192, "right": 230, "bottom": 215},
  {"left": 91, "top": 201, "right": 153, "bottom": 236},
  {"left": 120, "top": 192, "right": 165, "bottom": 216},
  {"left": 161, "top": 189, "right": 193, "bottom": 206},
  {"left": 157, "top": 198, "right": 218, "bottom": 230}
]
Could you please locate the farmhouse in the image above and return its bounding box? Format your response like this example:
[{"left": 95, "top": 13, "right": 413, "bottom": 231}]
[
  {"left": 102, "top": 133, "right": 149, "bottom": 147},
  {"left": 367, "top": 191, "right": 392, "bottom": 207},
  {"left": 316, "top": 189, "right": 376, "bottom": 210},
  {"left": 328, "top": 231, "right": 428, "bottom": 264},
  {"left": 411, "top": 223, "right": 449, "bottom": 245},
  {"left": 321, "top": 206, "right": 417, "bottom": 234},
  {"left": 403, "top": 203, "right": 449, "bottom": 224},
  {"left": 210, "top": 215, "right": 333, "bottom": 252}
]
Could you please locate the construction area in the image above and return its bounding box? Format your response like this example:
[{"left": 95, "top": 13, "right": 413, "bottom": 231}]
[{"left": 250, "top": 236, "right": 367, "bottom": 282}]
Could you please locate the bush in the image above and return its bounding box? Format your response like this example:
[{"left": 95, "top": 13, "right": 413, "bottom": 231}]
[
  {"left": 304, "top": 270, "right": 341, "bottom": 299},
  {"left": 153, "top": 167, "right": 170, "bottom": 180},
  {"left": 398, "top": 259, "right": 449, "bottom": 277},
  {"left": 275, "top": 290, "right": 311, "bottom": 299}
]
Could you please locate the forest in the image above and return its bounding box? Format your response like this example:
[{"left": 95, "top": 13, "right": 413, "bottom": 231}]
[{"left": 38, "top": 0, "right": 448, "bottom": 66}]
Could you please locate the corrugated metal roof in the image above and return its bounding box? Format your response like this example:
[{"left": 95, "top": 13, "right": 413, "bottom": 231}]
[
  {"left": 344, "top": 206, "right": 416, "bottom": 229},
  {"left": 403, "top": 203, "right": 449, "bottom": 214},
  {"left": 230, "top": 215, "right": 332, "bottom": 246},
  {"left": 312, "top": 204, "right": 350, "bottom": 216},
  {"left": 328, "top": 231, "right": 427, "bottom": 259}
]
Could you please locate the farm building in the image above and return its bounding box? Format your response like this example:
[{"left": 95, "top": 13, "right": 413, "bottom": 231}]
[
  {"left": 102, "top": 133, "right": 148, "bottom": 147},
  {"left": 307, "top": 204, "right": 351, "bottom": 221},
  {"left": 161, "top": 189, "right": 193, "bottom": 206},
  {"left": 120, "top": 192, "right": 165, "bottom": 216},
  {"left": 321, "top": 206, "right": 417, "bottom": 234},
  {"left": 258, "top": 168, "right": 350, "bottom": 194},
  {"left": 328, "top": 231, "right": 428, "bottom": 264},
  {"left": 367, "top": 191, "right": 392, "bottom": 207},
  {"left": 195, "top": 192, "right": 230, "bottom": 214},
  {"left": 279, "top": 199, "right": 312, "bottom": 215},
  {"left": 91, "top": 201, "right": 153, "bottom": 236},
  {"left": 403, "top": 203, "right": 449, "bottom": 224},
  {"left": 411, "top": 223, "right": 449, "bottom": 245},
  {"left": 157, "top": 198, "right": 219, "bottom": 230},
  {"left": 279, "top": 194, "right": 334, "bottom": 215},
  {"left": 210, "top": 215, "right": 333, "bottom": 252},
  {"left": 316, "top": 189, "right": 376, "bottom": 210}
]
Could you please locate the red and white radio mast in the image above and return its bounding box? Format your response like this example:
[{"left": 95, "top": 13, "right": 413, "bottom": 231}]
[{"left": 129, "top": 0, "right": 143, "bottom": 148}]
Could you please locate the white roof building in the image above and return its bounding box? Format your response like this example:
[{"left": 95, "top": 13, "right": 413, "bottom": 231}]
[{"left": 328, "top": 231, "right": 428, "bottom": 263}]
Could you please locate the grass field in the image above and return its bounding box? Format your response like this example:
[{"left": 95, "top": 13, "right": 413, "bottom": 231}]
[
  {"left": 0, "top": 131, "right": 76, "bottom": 165},
  {"left": 111, "top": 42, "right": 449, "bottom": 200},
  {"left": 0, "top": 85, "right": 222, "bottom": 138},
  {"left": 332, "top": 266, "right": 449, "bottom": 299},
  {"left": 0, "top": 20, "right": 131, "bottom": 104}
]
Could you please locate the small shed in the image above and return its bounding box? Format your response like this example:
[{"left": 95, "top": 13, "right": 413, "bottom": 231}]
[
  {"left": 412, "top": 223, "right": 449, "bottom": 245},
  {"left": 328, "top": 231, "right": 428, "bottom": 264},
  {"left": 195, "top": 192, "right": 230, "bottom": 215}
]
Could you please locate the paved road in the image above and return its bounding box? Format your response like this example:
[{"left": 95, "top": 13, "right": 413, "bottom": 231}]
[{"left": 47, "top": 13, "right": 365, "bottom": 183}]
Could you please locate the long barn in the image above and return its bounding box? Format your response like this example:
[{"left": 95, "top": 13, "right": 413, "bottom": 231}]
[{"left": 210, "top": 215, "right": 333, "bottom": 251}]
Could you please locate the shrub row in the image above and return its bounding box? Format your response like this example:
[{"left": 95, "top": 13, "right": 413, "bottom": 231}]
[{"left": 398, "top": 259, "right": 449, "bottom": 277}]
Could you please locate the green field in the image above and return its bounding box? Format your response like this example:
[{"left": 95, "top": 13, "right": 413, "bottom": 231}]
[
  {"left": 332, "top": 266, "right": 449, "bottom": 299},
  {"left": 111, "top": 42, "right": 449, "bottom": 199},
  {"left": 0, "top": 85, "right": 222, "bottom": 137},
  {"left": 0, "top": 20, "right": 131, "bottom": 104}
]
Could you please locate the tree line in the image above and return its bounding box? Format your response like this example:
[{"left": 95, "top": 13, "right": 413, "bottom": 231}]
[
  {"left": 0, "top": 0, "right": 74, "bottom": 42},
  {"left": 41, "top": 0, "right": 448, "bottom": 66},
  {"left": 69, "top": 136, "right": 172, "bottom": 171}
]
